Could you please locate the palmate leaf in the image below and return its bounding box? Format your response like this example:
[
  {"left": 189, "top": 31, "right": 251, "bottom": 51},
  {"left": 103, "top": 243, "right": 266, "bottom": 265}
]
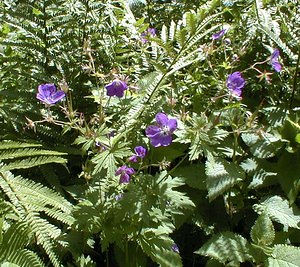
[
  {"left": 253, "top": 196, "right": 300, "bottom": 229},
  {"left": 92, "top": 141, "right": 131, "bottom": 177},
  {"left": 195, "top": 231, "right": 253, "bottom": 266},
  {"left": 250, "top": 213, "right": 275, "bottom": 246},
  {"left": 266, "top": 245, "right": 300, "bottom": 267},
  {"left": 205, "top": 154, "right": 245, "bottom": 201}
]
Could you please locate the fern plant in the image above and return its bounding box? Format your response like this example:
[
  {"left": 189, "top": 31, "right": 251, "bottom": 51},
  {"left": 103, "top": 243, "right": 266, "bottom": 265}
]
[{"left": 0, "top": 140, "right": 74, "bottom": 267}]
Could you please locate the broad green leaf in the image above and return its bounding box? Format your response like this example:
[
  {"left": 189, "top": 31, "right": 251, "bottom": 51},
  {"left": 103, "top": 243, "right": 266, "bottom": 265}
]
[
  {"left": 205, "top": 155, "right": 245, "bottom": 201},
  {"left": 172, "top": 164, "right": 206, "bottom": 190},
  {"left": 253, "top": 196, "right": 300, "bottom": 229},
  {"left": 241, "top": 132, "right": 284, "bottom": 159},
  {"left": 267, "top": 245, "right": 300, "bottom": 267},
  {"left": 276, "top": 151, "right": 300, "bottom": 204},
  {"left": 139, "top": 232, "right": 182, "bottom": 267},
  {"left": 251, "top": 213, "right": 275, "bottom": 246},
  {"left": 195, "top": 232, "right": 252, "bottom": 266}
]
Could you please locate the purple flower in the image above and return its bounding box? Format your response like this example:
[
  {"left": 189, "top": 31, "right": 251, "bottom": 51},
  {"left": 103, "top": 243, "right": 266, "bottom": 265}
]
[
  {"left": 141, "top": 27, "right": 156, "bottom": 43},
  {"left": 36, "top": 84, "right": 65, "bottom": 105},
  {"left": 115, "top": 165, "right": 135, "bottom": 184},
  {"left": 146, "top": 113, "right": 177, "bottom": 147},
  {"left": 171, "top": 244, "right": 180, "bottom": 253},
  {"left": 129, "top": 146, "right": 147, "bottom": 162},
  {"left": 270, "top": 49, "right": 282, "bottom": 72},
  {"left": 105, "top": 79, "right": 128, "bottom": 97},
  {"left": 212, "top": 29, "right": 227, "bottom": 40},
  {"left": 226, "top": 72, "right": 245, "bottom": 97}
]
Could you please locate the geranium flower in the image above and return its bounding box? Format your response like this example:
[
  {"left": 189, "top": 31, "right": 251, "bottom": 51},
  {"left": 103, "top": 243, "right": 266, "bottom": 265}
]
[
  {"left": 129, "top": 146, "right": 147, "bottom": 162},
  {"left": 36, "top": 84, "right": 65, "bottom": 105},
  {"left": 270, "top": 49, "right": 282, "bottom": 72},
  {"left": 212, "top": 29, "right": 227, "bottom": 40},
  {"left": 226, "top": 72, "right": 245, "bottom": 97},
  {"left": 146, "top": 113, "right": 177, "bottom": 147},
  {"left": 141, "top": 27, "right": 156, "bottom": 43},
  {"left": 105, "top": 79, "right": 128, "bottom": 97},
  {"left": 115, "top": 165, "right": 135, "bottom": 184}
]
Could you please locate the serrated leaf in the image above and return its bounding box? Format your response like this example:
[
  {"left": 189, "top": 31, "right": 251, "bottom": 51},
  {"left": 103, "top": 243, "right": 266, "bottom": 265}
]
[
  {"left": 251, "top": 213, "right": 275, "bottom": 246},
  {"left": 267, "top": 245, "right": 300, "bottom": 267},
  {"left": 253, "top": 196, "right": 300, "bottom": 229},
  {"left": 241, "top": 132, "right": 284, "bottom": 159},
  {"left": 195, "top": 232, "right": 252, "bottom": 265},
  {"left": 139, "top": 232, "right": 182, "bottom": 267},
  {"left": 205, "top": 155, "right": 245, "bottom": 201}
]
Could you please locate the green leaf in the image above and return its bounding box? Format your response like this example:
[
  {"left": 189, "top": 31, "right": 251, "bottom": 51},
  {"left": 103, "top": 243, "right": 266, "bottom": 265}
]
[
  {"left": 250, "top": 213, "right": 275, "bottom": 246},
  {"left": 241, "top": 132, "right": 284, "bottom": 159},
  {"left": 253, "top": 196, "right": 300, "bottom": 229},
  {"left": 172, "top": 164, "right": 206, "bottom": 190},
  {"left": 138, "top": 232, "right": 182, "bottom": 267},
  {"left": 276, "top": 151, "right": 300, "bottom": 204},
  {"left": 267, "top": 245, "right": 300, "bottom": 267},
  {"left": 195, "top": 232, "right": 253, "bottom": 265},
  {"left": 205, "top": 154, "right": 245, "bottom": 201}
]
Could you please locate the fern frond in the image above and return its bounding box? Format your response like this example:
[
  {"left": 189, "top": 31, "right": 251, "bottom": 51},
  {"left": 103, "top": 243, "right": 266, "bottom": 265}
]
[
  {"left": 0, "top": 148, "right": 66, "bottom": 160},
  {"left": 0, "top": 156, "right": 67, "bottom": 171}
]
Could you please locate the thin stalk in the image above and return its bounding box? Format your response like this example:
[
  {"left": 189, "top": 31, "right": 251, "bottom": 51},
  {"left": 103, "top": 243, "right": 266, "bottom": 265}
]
[{"left": 290, "top": 49, "right": 300, "bottom": 108}]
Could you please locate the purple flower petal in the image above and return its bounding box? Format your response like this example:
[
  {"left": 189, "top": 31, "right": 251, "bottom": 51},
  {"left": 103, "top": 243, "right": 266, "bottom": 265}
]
[
  {"left": 115, "top": 165, "right": 127, "bottom": 176},
  {"left": 155, "top": 113, "right": 169, "bottom": 126},
  {"left": 51, "top": 91, "right": 66, "bottom": 103},
  {"left": 36, "top": 83, "right": 65, "bottom": 105},
  {"left": 226, "top": 72, "right": 245, "bottom": 97},
  {"left": 146, "top": 125, "right": 161, "bottom": 137},
  {"left": 212, "top": 29, "right": 226, "bottom": 40},
  {"left": 146, "top": 113, "right": 178, "bottom": 147},
  {"left": 128, "top": 155, "right": 137, "bottom": 162},
  {"left": 134, "top": 146, "right": 147, "bottom": 158},
  {"left": 166, "top": 118, "right": 177, "bottom": 133},
  {"left": 105, "top": 80, "right": 128, "bottom": 98},
  {"left": 271, "top": 49, "right": 280, "bottom": 60},
  {"left": 115, "top": 165, "right": 135, "bottom": 184},
  {"left": 270, "top": 49, "right": 282, "bottom": 72},
  {"left": 152, "top": 134, "right": 172, "bottom": 147},
  {"left": 120, "top": 173, "right": 130, "bottom": 184},
  {"left": 171, "top": 244, "right": 180, "bottom": 253}
]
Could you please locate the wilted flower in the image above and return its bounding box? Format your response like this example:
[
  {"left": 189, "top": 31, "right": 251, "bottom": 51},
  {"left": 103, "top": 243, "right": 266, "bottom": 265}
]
[
  {"left": 171, "top": 244, "right": 180, "bottom": 253},
  {"left": 270, "top": 49, "right": 282, "bottom": 72},
  {"left": 226, "top": 72, "right": 245, "bottom": 97},
  {"left": 105, "top": 79, "right": 128, "bottom": 97},
  {"left": 115, "top": 165, "right": 135, "bottom": 184},
  {"left": 212, "top": 29, "right": 227, "bottom": 40},
  {"left": 141, "top": 27, "right": 156, "bottom": 43},
  {"left": 36, "top": 83, "right": 65, "bottom": 105},
  {"left": 129, "top": 146, "right": 147, "bottom": 162},
  {"left": 115, "top": 194, "right": 124, "bottom": 201},
  {"left": 146, "top": 113, "right": 177, "bottom": 147}
]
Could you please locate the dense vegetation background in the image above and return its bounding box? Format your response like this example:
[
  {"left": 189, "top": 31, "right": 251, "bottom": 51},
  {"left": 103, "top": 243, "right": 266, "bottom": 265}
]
[{"left": 0, "top": 0, "right": 299, "bottom": 266}]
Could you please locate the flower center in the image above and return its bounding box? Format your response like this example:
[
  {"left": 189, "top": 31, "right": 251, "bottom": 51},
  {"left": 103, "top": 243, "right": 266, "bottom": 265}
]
[{"left": 161, "top": 125, "right": 170, "bottom": 136}]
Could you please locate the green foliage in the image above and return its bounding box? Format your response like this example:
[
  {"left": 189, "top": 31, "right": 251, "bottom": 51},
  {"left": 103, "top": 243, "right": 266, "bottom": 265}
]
[
  {"left": 0, "top": 0, "right": 299, "bottom": 266},
  {"left": 195, "top": 231, "right": 253, "bottom": 266},
  {"left": 253, "top": 196, "right": 300, "bottom": 229},
  {"left": 250, "top": 213, "right": 275, "bottom": 246},
  {"left": 267, "top": 244, "right": 300, "bottom": 267},
  {"left": 205, "top": 153, "right": 245, "bottom": 201}
]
